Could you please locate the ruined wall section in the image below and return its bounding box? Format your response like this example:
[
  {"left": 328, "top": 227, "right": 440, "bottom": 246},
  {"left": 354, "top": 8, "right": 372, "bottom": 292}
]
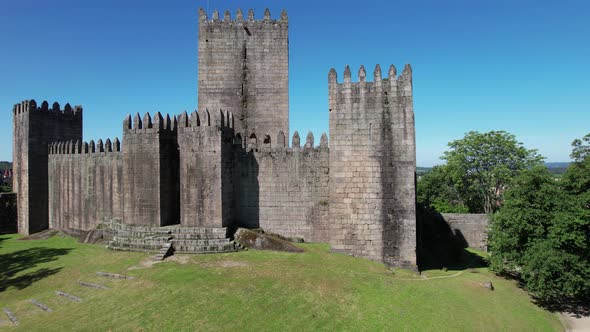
[
  {"left": 197, "top": 8, "right": 289, "bottom": 140},
  {"left": 177, "top": 110, "right": 235, "bottom": 227},
  {"left": 48, "top": 139, "right": 123, "bottom": 230},
  {"left": 234, "top": 131, "right": 330, "bottom": 241},
  {"left": 12, "top": 100, "right": 82, "bottom": 235},
  {"left": 122, "top": 112, "right": 179, "bottom": 226},
  {"left": 328, "top": 65, "right": 416, "bottom": 267}
]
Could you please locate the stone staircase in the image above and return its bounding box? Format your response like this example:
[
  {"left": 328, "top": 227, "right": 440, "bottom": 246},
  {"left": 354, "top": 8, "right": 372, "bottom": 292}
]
[{"left": 107, "top": 222, "right": 241, "bottom": 255}]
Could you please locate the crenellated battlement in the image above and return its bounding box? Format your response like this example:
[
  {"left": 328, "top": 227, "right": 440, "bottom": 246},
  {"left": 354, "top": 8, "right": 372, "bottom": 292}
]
[
  {"left": 328, "top": 64, "right": 413, "bottom": 122},
  {"left": 177, "top": 109, "right": 234, "bottom": 133},
  {"left": 123, "top": 112, "right": 177, "bottom": 134},
  {"left": 199, "top": 8, "right": 287, "bottom": 25},
  {"left": 328, "top": 64, "right": 412, "bottom": 99},
  {"left": 13, "top": 99, "right": 82, "bottom": 117},
  {"left": 48, "top": 138, "right": 122, "bottom": 155},
  {"left": 237, "top": 130, "right": 328, "bottom": 152}
]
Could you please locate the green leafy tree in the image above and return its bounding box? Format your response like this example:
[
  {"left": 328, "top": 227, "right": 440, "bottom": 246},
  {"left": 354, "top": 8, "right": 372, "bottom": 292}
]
[
  {"left": 443, "top": 131, "right": 543, "bottom": 213},
  {"left": 0, "top": 183, "right": 10, "bottom": 193},
  {"left": 417, "top": 165, "right": 468, "bottom": 213},
  {"left": 488, "top": 166, "right": 590, "bottom": 301}
]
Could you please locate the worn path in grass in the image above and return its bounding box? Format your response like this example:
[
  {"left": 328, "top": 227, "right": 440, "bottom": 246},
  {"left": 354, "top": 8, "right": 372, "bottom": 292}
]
[{"left": 0, "top": 234, "right": 562, "bottom": 331}]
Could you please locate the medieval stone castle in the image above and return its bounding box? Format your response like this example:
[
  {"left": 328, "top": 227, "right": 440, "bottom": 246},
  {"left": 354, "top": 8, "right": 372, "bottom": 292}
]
[{"left": 11, "top": 9, "right": 417, "bottom": 267}]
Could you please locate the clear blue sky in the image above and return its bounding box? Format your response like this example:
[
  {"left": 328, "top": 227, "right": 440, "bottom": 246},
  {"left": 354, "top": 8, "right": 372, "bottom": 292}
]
[{"left": 1, "top": 0, "right": 589, "bottom": 166}]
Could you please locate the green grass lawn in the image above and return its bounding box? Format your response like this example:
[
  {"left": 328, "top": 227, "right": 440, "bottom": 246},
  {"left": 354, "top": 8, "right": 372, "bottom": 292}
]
[{"left": 0, "top": 234, "right": 562, "bottom": 331}]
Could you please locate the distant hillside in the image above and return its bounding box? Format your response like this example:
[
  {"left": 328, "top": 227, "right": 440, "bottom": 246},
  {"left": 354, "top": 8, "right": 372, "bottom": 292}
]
[
  {"left": 545, "top": 162, "right": 570, "bottom": 176},
  {"left": 416, "top": 167, "right": 432, "bottom": 176},
  {"left": 0, "top": 161, "right": 12, "bottom": 171}
]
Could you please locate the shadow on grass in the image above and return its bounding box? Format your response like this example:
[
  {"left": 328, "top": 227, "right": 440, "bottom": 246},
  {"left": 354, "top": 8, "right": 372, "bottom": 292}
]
[
  {"left": 535, "top": 297, "right": 590, "bottom": 317},
  {"left": 0, "top": 246, "right": 72, "bottom": 292},
  {"left": 497, "top": 270, "right": 590, "bottom": 317},
  {"left": 417, "top": 204, "right": 488, "bottom": 272}
]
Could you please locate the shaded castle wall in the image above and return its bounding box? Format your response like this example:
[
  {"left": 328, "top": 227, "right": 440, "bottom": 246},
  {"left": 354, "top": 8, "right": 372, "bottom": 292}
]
[
  {"left": 197, "top": 9, "right": 289, "bottom": 140},
  {"left": 177, "top": 110, "right": 235, "bottom": 227},
  {"left": 12, "top": 100, "right": 82, "bottom": 235},
  {"left": 441, "top": 213, "right": 489, "bottom": 251},
  {"left": 122, "top": 112, "right": 179, "bottom": 226},
  {"left": 48, "top": 139, "right": 123, "bottom": 230},
  {"left": 328, "top": 65, "right": 416, "bottom": 267},
  {"left": 234, "top": 131, "right": 330, "bottom": 241}
]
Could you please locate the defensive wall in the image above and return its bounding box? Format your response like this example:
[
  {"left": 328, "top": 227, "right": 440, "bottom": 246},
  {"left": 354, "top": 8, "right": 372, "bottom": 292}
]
[{"left": 441, "top": 213, "right": 489, "bottom": 251}]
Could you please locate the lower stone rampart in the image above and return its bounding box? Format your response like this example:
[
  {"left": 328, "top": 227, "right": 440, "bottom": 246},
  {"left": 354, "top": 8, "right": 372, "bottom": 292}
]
[
  {"left": 441, "top": 213, "right": 489, "bottom": 251},
  {"left": 48, "top": 143, "right": 123, "bottom": 230}
]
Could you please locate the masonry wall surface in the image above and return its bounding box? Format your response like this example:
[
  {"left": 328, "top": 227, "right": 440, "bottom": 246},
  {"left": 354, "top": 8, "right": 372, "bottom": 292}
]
[
  {"left": 12, "top": 100, "right": 82, "bottom": 235},
  {"left": 197, "top": 9, "right": 289, "bottom": 140},
  {"left": 234, "top": 133, "right": 330, "bottom": 241},
  {"left": 48, "top": 141, "right": 123, "bottom": 230},
  {"left": 122, "top": 113, "right": 179, "bottom": 227},
  {"left": 328, "top": 65, "right": 416, "bottom": 267},
  {"left": 441, "top": 213, "right": 489, "bottom": 251},
  {"left": 177, "top": 110, "right": 234, "bottom": 227}
]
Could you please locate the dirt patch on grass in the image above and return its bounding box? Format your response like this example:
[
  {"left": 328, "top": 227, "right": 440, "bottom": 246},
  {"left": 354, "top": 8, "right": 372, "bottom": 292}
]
[
  {"left": 201, "top": 260, "right": 249, "bottom": 268},
  {"left": 167, "top": 255, "right": 190, "bottom": 264},
  {"left": 128, "top": 254, "right": 191, "bottom": 270}
]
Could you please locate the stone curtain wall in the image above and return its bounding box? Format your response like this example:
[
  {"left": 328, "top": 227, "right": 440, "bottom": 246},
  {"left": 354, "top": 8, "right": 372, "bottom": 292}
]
[
  {"left": 328, "top": 65, "right": 416, "bottom": 267},
  {"left": 177, "top": 110, "right": 235, "bottom": 228},
  {"left": 197, "top": 9, "right": 289, "bottom": 141},
  {"left": 0, "top": 193, "right": 17, "bottom": 234},
  {"left": 48, "top": 140, "right": 123, "bottom": 230},
  {"left": 441, "top": 213, "right": 489, "bottom": 251},
  {"left": 234, "top": 131, "right": 330, "bottom": 241},
  {"left": 12, "top": 100, "right": 82, "bottom": 235}
]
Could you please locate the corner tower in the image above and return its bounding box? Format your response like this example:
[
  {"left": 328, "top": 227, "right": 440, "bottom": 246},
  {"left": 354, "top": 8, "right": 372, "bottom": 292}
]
[
  {"left": 328, "top": 65, "right": 417, "bottom": 268},
  {"left": 197, "top": 8, "right": 289, "bottom": 140},
  {"left": 12, "top": 100, "right": 83, "bottom": 235}
]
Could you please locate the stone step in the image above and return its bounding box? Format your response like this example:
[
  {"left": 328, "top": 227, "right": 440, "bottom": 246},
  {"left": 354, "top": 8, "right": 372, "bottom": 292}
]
[
  {"left": 170, "top": 238, "right": 232, "bottom": 246},
  {"left": 153, "top": 243, "right": 173, "bottom": 261},
  {"left": 112, "top": 236, "right": 171, "bottom": 245},
  {"left": 167, "top": 232, "right": 228, "bottom": 240},
  {"left": 109, "top": 223, "right": 227, "bottom": 236},
  {"left": 107, "top": 241, "right": 162, "bottom": 251},
  {"left": 173, "top": 243, "right": 237, "bottom": 253}
]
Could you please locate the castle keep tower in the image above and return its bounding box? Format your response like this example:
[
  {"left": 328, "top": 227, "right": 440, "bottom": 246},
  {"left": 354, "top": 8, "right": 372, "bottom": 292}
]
[
  {"left": 197, "top": 9, "right": 289, "bottom": 140},
  {"left": 328, "top": 65, "right": 417, "bottom": 267},
  {"left": 12, "top": 100, "right": 82, "bottom": 235}
]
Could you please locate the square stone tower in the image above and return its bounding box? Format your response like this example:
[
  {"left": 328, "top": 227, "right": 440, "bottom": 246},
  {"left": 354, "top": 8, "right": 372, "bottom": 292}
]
[
  {"left": 197, "top": 8, "right": 289, "bottom": 140},
  {"left": 328, "top": 65, "right": 417, "bottom": 267},
  {"left": 12, "top": 100, "right": 83, "bottom": 235},
  {"left": 122, "top": 112, "right": 179, "bottom": 226}
]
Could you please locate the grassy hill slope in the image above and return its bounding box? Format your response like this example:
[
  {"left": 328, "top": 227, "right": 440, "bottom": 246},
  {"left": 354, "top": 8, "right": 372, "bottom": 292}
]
[{"left": 0, "top": 234, "right": 561, "bottom": 331}]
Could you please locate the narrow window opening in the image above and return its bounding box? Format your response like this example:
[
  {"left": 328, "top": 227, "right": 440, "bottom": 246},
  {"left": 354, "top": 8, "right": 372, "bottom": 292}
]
[
  {"left": 243, "top": 26, "right": 252, "bottom": 36},
  {"left": 369, "top": 123, "right": 372, "bottom": 142}
]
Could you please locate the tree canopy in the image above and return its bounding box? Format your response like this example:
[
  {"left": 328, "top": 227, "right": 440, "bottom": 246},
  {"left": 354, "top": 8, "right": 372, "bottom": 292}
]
[
  {"left": 417, "top": 131, "right": 543, "bottom": 213},
  {"left": 487, "top": 133, "right": 590, "bottom": 302}
]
